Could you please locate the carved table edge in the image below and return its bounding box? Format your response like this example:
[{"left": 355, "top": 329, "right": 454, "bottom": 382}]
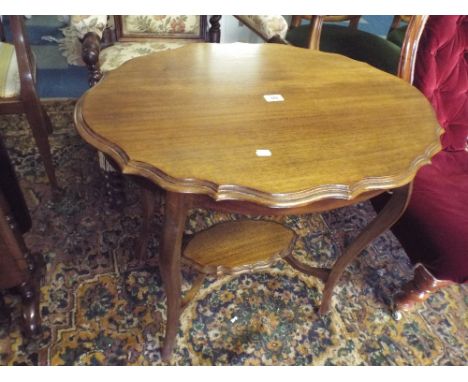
[{"left": 74, "top": 94, "right": 442, "bottom": 209}]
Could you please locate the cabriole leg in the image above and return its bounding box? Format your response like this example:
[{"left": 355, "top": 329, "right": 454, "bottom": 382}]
[
  {"left": 319, "top": 184, "right": 412, "bottom": 315},
  {"left": 159, "top": 192, "right": 190, "bottom": 361}
]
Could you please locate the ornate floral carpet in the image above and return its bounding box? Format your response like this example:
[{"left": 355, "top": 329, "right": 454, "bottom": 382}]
[{"left": 0, "top": 101, "right": 466, "bottom": 365}]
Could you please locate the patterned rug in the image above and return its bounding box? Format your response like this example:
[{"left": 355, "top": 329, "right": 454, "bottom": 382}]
[{"left": 0, "top": 100, "right": 466, "bottom": 365}]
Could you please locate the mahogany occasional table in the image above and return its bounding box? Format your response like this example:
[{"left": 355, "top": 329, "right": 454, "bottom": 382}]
[{"left": 74, "top": 43, "right": 441, "bottom": 361}]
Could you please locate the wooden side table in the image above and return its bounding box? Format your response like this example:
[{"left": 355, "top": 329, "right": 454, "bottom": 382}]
[{"left": 74, "top": 43, "right": 442, "bottom": 360}]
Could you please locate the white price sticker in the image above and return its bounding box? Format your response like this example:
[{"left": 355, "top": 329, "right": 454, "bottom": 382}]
[
  {"left": 256, "top": 149, "right": 272, "bottom": 157},
  {"left": 263, "top": 94, "right": 284, "bottom": 102}
]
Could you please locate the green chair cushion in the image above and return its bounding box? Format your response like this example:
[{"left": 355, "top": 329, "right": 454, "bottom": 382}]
[
  {"left": 387, "top": 24, "right": 408, "bottom": 47},
  {"left": 286, "top": 24, "right": 401, "bottom": 75}
]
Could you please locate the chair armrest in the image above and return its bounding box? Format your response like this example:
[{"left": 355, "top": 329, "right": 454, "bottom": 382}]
[
  {"left": 74, "top": 16, "right": 107, "bottom": 86},
  {"left": 58, "top": 16, "right": 108, "bottom": 85},
  {"left": 235, "top": 15, "right": 289, "bottom": 43},
  {"left": 81, "top": 32, "right": 103, "bottom": 86}
]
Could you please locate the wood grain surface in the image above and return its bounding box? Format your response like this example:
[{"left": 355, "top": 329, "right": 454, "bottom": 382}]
[
  {"left": 183, "top": 220, "right": 296, "bottom": 276},
  {"left": 75, "top": 43, "right": 441, "bottom": 207}
]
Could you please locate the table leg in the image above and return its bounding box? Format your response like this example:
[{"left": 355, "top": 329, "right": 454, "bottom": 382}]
[
  {"left": 319, "top": 184, "right": 412, "bottom": 315},
  {"left": 159, "top": 191, "right": 191, "bottom": 361},
  {"left": 135, "top": 186, "right": 157, "bottom": 263}
]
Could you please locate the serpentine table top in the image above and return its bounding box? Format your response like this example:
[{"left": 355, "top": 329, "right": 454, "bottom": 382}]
[{"left": 75, "top": 43, "right": 441, "bottom": 207}]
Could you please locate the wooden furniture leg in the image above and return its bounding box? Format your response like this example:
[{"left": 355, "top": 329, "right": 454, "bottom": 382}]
[
  {"left": 0, "top": 134, "right": 41, "bottom": 337},
  {"left": 18, "top": 277, "right": 40, "bottom": 336},
  {"left": 0, "top": 292, "right": 11, "bottom": 328},
  {"left": 41, "top": 105, "right": 53, "bottom": 135},
  {"left": 392, "top": 264, "right": 453, "bottom": 320},
  {"left": 349, "top": 16, "right": 361, "bottom": 29},
  {"left": 24, "top": 100, "right": 58, "bottom": 189},
  {"left": 209, "top": 16, "right": 222, "bottom": 43},
  {"left": 135, "top": 186, "right": 157, "bottom": 263},
  {"left": 319, "top": 184, "right": 412, "bottom": 315},
  {"left": 99, "top": 154, "right": 126, "bottom": 209},
  {"left": 159, "top": 191, "right": 191, "bottom": 361},
  {"left": 19, "top": 251, "right": 43, "bottom": 337},
  {"left": 284, "top": 254, "right": 330, "bottom": 283},
  {"left": 0, "top": 18, "right": 5, "bottom": 42},
  {"left": 180, "top": 274, "right": 206, "bottom": 311}
]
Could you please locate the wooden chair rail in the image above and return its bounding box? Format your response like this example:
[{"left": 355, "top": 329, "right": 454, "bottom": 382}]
[{"left": 397, "top": 16, "right": 429, "bottom": 83}]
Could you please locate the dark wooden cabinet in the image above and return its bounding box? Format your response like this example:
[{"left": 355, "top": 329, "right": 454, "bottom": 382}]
[{"left": 0, "top": 135, "right": 41, "bottom": 336}]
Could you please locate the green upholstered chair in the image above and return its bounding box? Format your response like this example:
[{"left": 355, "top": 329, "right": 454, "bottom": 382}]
[
  {"left": 387, "top": 15, "right": 411, "bottom": 47},
  {"left": 236, "top": 15, "right": 404, "bottom": 76},
  {"left": 287, "top": 23, "right": 402, "bottom": 75},
  {"left": 387, "top": 25, "right": 408, "bottom": 47},
  {"left": 290, "top": 15, "right": 362, "bottom": 29}
]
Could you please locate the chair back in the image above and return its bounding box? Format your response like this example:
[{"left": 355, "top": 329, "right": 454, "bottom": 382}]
[
  {"left": 400, "top": 16, "right": 468, "bottom": 151},
  {"left": 291, "top": 15, "right": 360, "bottom": 30},
  {"left": 8, "top": 16, "right": 37, "bottom": 100},
  {"left": 113, "top": 15, "right": 209, "bottom": 43}
]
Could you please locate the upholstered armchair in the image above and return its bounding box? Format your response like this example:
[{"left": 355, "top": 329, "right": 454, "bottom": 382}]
[
  {"left": 373, "top": 15, "right": 468, "bottom": 318},
  {"left": 68, "top": 15, "right": 221, "bottom": 207},
  {"left": 236, "top": 15, "right": 402, "bottom": 75},
  {"left": 233, "top": 15, "right": 289, "bottom": 43},
  {"left": 70, "top": 15, "right": 221, "bottom": 86}
]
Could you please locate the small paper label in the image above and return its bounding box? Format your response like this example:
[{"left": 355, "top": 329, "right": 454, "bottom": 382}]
[
  {"left": 256, "top": 149, "right": 272, "bottom": 157},
  {"left": 263, "top": 94, "right": 284, "bottom": 102}
]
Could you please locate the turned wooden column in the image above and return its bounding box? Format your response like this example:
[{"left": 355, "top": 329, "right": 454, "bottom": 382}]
[
  {"left": 81, "top": 32, "right": 103, "bottom": 87},
  {"left": 208, "top": 15, "right": 221, "bottom": 43}
]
